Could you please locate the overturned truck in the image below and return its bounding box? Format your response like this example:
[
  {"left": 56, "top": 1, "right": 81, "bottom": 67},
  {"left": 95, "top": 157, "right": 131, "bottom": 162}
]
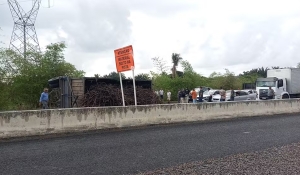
[{"left": 47, "top": 77, "right": 159, "bottom": 108}]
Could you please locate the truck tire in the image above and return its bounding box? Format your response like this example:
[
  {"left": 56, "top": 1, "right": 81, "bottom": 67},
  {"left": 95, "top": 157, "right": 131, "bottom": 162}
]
[{"left": 282, "top": 94, "right": 289, "bottom": 99}]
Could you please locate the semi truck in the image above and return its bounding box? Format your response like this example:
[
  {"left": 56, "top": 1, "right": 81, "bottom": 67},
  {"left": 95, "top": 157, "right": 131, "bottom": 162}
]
[{"left": 256, "top": 68, "right": 300, "bottom": 100}]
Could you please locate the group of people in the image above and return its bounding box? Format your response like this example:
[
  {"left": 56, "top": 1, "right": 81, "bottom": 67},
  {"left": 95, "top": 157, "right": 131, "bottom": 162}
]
[
  {"left": 156, "top": 87, "right": 229, "bottom": 104},
  {"left": 177, "top": 88, "right": 191, "bottom": 103},
  {"left": 189, "top": 87, "right": 231, "bottom": 103},
  {"left": 155, "top": 88, "right": 191, "bottom": 103},
  {"left": 156, "top": 85, "right": 276, "bottom": 104},
  {"left": 155, "top": 89, "right": 172, "bottom": 103}
]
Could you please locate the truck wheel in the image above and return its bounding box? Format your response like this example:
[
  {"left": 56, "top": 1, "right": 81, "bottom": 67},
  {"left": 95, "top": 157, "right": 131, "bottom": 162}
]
[{"left": 282, "top": 94, "right": 289, "bottom": 99}]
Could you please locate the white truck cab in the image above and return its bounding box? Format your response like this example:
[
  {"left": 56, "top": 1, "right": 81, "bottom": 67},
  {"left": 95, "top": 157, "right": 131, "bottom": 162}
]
[
  {"left": 256, "top": 77, "right": 288, "bottom": 100},
  {"left": 256, "top": 68, "right": 300, "bottom": 100}
]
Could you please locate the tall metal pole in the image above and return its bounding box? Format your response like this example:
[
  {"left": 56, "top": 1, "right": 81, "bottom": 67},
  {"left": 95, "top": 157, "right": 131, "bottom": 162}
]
[{"left": 23, "top": 24, "right": 26, "bottom": 59}]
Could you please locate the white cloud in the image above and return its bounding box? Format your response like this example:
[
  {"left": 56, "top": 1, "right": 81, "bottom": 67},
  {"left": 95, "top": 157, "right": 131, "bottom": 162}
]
[{"left": 1, "top": 0, "right": 300, "bottom": 78}]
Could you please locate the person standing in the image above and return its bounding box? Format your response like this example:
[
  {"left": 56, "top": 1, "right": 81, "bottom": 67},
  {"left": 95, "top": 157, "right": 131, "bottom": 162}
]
[
  {"left": 220, "top": 87, "right": 226, "bottom": 102},
  {"left": 198, "top": 87, "right": 204, "bottom": 102},
  {"left": 230, "top": 88, "right": 235, "bottom": 101},
  {"left": 191, "top": 89, "right": 197, "bottom": 103},
  {"left": 208, "top": 88, "right": 213, "bottom": 102},
  {"left": 185, "top": 88, "right": 190, "bottom": 103},
  {"left": 268, "top": 86, "right": 275, "bottom": 99},
  {"left": 159, "top": 89, "right": 164, "bottom": 100},
  {"left": 180, "top": 88, "right": 186, "bottom": 103},
  {"left": 39, "top": 88, "right": 49, "bottom": 109},
  {"left": 167, "top": 90, "right": 171, "bottom": 103},
  {"left": 177, "top": 89, "right": 181, "bottom": 103}
]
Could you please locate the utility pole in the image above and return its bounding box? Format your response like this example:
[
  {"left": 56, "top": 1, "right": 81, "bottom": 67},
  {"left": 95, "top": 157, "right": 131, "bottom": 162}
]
[{"left": 7, "top": 0, "right": 42, "bottom": 59}]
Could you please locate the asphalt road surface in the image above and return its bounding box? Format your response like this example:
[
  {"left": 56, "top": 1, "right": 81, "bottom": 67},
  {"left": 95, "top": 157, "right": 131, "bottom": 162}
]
[{"left": 1, "top": 114, "right": 300, "bottom": 175}]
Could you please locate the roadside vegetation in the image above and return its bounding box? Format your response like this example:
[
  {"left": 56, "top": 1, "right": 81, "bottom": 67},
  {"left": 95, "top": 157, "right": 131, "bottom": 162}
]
[
  {"left": 0, "top": 42, "right": 84, "bottom": 110},
  {"left": 0, "top": 42, "right": 299, "bottom": 110}
]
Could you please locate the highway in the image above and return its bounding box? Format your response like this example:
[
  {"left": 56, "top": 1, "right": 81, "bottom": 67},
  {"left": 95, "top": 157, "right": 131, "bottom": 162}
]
[{"left": 1, "top": 114, "right": 300, "bottom": 175}]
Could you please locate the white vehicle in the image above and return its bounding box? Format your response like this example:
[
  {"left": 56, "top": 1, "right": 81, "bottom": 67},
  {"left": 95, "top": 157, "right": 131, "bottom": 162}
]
[
  {"left": 201, "top": 90, "right": 215, "bottom": 102},
  {"left": 212, "top": 90, "right": 256, "bottom": 102},
  {"left": 242, "top": 89, "right": 258, "bottom": 99},
  {"left": 210, "top": 90, "right": 221, "bottom": 102},
  {"left": 256, "top": 68, "right": 300, "bottom": 100},
  {"left": 228, "top": 90, "right": 256, "bottom": 101}
]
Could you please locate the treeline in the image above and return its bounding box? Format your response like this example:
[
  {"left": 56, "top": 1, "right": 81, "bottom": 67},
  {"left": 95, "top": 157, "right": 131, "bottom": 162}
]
[
  {"left": 90, "top": 54, "right": 300, "bottom": 101},
  {"left": 0, "top": 42, "right": 84, "bottom": 111},
  {"left": 148, "top": 54, "right": 300, "bottom": 101}
]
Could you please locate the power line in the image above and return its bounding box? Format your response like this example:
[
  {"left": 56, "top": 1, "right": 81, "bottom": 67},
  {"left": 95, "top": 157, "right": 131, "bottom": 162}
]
[
  {"left": 0, "top": 0, "right": 54, "bottom": 7},
  {"left": 0, "top": 0, "right": 33, "bottom": 5}
]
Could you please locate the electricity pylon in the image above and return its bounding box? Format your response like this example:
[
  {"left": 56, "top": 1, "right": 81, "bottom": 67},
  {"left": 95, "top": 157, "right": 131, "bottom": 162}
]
[{"left": 7, "top": 0, "right": 42, "bottom": 59}]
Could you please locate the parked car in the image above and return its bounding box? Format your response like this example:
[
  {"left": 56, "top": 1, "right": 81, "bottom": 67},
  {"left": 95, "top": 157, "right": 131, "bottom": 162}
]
[
  {"left": 212, "top": 90, "right": 256, "bottom": 102},
  {"left": 210, "top": 90, "right": 221, "bottom": 102},
  {"left": 201, "top": 90, "right": 210, "bottom": 102},
  {"left": 243, "top": 89, "right": 258, "bottom": 99},
  {"left": 201, "top": 89, "right": 218, "bottom": 102},
  {"left": 228, "top": 90, "right": 256, "bottom": 101}
]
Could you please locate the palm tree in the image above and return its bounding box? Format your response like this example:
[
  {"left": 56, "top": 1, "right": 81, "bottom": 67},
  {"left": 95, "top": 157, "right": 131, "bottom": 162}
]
[{"left": 171, "top": 53, "right": 182, "bottom": 78}]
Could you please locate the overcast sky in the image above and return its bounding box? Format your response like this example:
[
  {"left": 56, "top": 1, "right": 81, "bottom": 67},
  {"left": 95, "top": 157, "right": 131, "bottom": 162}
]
[{"left": 1, "top": 0, "right": 300, "bottom": 77}]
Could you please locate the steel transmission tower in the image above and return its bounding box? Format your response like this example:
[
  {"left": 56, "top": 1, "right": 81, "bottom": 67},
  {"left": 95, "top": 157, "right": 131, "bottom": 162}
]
[{"left": 7, "top": 0, "right": 42, "bottom": 59}]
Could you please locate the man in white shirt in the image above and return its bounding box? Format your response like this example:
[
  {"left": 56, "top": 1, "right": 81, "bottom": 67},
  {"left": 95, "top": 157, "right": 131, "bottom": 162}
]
[
  {"left": 159, "top": 89, "right": 164, "bottom": 100},
  {"left": 167, "top": 90, "right": 171, "bottom": 103},
  {"left": 220, "top": 87, "right": 226, "bottom": 102}
]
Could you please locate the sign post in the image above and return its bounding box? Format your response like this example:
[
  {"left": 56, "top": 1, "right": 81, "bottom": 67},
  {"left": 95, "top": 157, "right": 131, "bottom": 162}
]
[
  {"left": 131, "top": 66, "right": 137, "bottom": 106},
  {"left": 119, "top": 72, "right": 125, "bottom": 106},
  {"left": 114, "top": 45, "right": 137, "bottom": 106}
]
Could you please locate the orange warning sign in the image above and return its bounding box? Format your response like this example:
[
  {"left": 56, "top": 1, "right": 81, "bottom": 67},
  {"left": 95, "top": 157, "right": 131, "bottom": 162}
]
[{"left": 114, "top": 45, "right": 134, "bottom": 72}]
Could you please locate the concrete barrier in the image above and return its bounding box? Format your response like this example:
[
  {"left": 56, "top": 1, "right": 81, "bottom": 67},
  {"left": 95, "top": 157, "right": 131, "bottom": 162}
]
[{"left": 1, "top": 99, "right": 300, "bottom": 139}]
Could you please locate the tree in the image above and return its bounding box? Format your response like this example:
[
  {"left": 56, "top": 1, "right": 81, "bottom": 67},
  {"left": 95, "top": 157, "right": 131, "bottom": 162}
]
[
  {"left": 221, "top": 69, "right": 237, "bottom": 90},
  {"left": 102, "top": 71, "right": 126, "bottom": 80},
  {"left": 209, "top": 71, "right": 222, "bottom": 78},
  {"left": 0, "top": 42, "right": 85, "bottom": 110},
  {"left": 171, "top": 53, "right": 182, "bottom": 78},
  {"left": 180, "top": 60, "right": 194, "bottom": 73},
  {"left": 240, "top": 67, "right": 268, "bottom": 78},
  {"left": 257, "top": 67, "right": 268, "bottom": 78},
  {"left": 135, "top": 73, "right": 151, "bottom": 81},
  {"left": 151, "top": 57, "right": 169, "bottom": 74},
  {"left": 152, "top": 58, "right": 208, "bottom": 101}
]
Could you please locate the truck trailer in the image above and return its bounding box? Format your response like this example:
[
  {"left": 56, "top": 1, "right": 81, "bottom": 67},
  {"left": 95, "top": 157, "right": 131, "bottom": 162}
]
[
  {"left": 48, "top": 76, "right": 152, "bottom": 108},
  {"left": 256, "top": 68, "right": 300, "bottom": 100}
]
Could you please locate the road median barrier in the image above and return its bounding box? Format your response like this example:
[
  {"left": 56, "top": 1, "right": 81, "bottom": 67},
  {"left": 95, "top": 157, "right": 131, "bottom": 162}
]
[{"left": 1, "top": 99, "right": 300, "bottom": 139}]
